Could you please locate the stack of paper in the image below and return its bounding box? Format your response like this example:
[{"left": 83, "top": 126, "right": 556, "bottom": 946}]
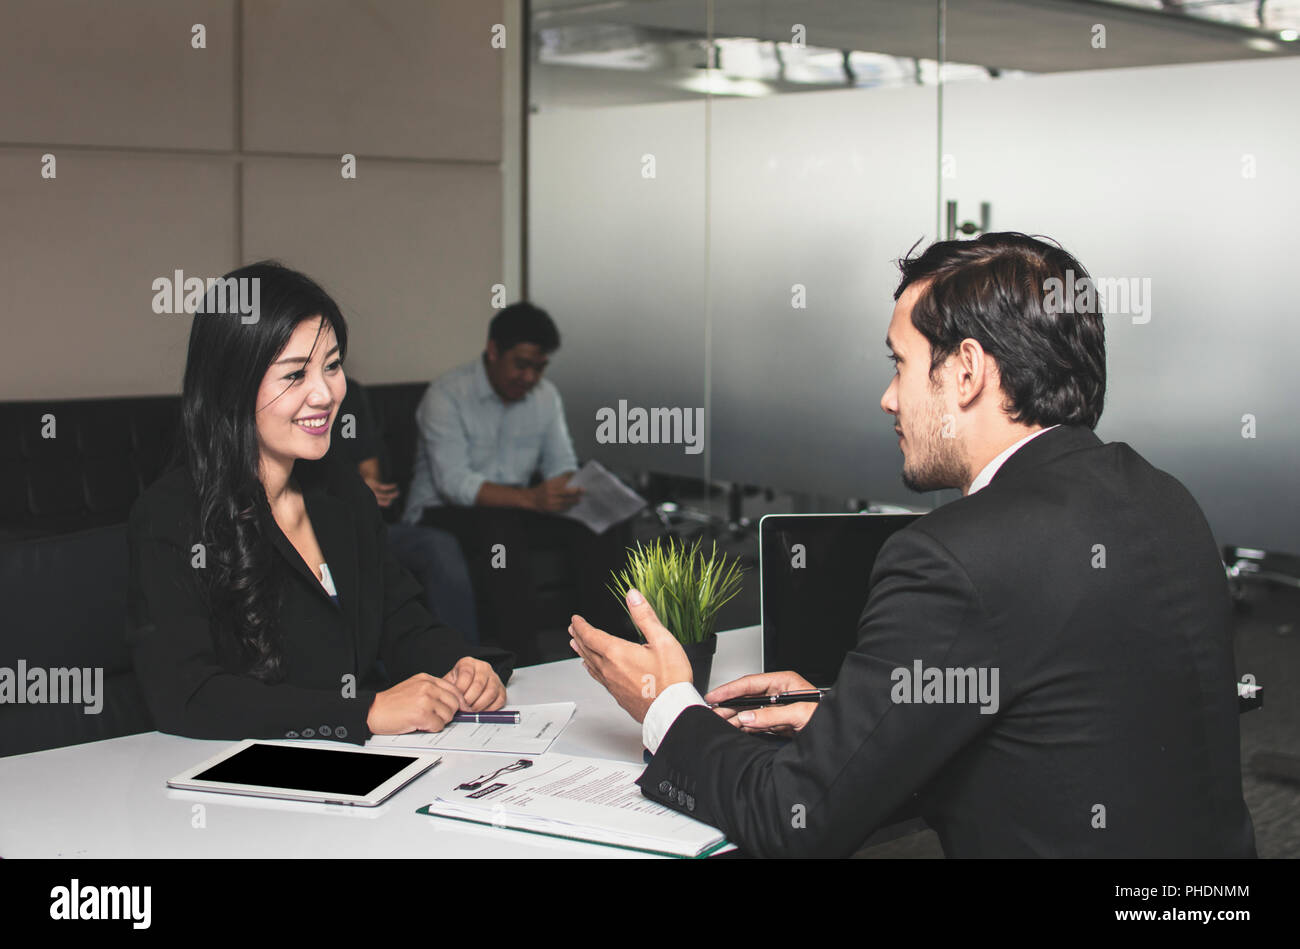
[
  {"left": 557, "top": 460, "right": 647, "bottom": 535},
  {"left": 367, "top": 703, "right": 575, "bottom": 756},
  {"left": 417, "top": 753, "right": 732, "bottom": 858}
]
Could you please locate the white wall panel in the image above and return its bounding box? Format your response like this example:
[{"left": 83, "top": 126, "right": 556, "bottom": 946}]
[
  {"left": 243, "top": 0, "right": 504, "bottom": 161},
  {"left": 242, "top": 157, "right": 502, "bottom": 385},
  {"left": 0, "top": 0, "right": 235, "bottom": 150},
  {"left": 0, "top": 150, "right": 237, "bottom": 398}
]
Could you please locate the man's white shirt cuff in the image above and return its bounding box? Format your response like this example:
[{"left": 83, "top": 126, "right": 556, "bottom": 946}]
[{"left": 642, "top": 681, "right": 707, "bottom": 754}]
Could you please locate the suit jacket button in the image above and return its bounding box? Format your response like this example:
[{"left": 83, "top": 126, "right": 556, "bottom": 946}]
[
  {"left": 659, "top": 780, "right": 672, "bottom": 794},
  {"left": 319, "top": 725, "right": 332, "bottom": 737},
  {"left": 285, "top": 731, "right": 299, "bottom": 739},
  {"left": 302, "top": 728, "right": 315, "bottom": 738},
  {"left": 686, "top": 795, "right": 696, "bottom": 811},
  {"left": 335, "top": 726, "right": 348, "bottom": 739}
]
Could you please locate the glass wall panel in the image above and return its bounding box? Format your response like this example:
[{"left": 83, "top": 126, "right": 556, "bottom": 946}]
[
  {"left": 529, "top": 1, "right": 711, "bottom": 487},
  {"left": 940, "top": 2, "right": 1300, "bottom": 552},
  {"left": 704, "top": 0, "right": 941, "bottom": 509}
]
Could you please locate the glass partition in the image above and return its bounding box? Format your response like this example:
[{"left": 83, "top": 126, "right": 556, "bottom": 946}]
[
  {"left": 528, "top": 0, "right": 1300, "bottom": 552},
  {"left": 704, "top": 1, "right": 942, "bottom": 512},
  {"left": 940, "top": 0, "right": 1300, "bottom": 553},
  {"left": 529, "top": 0, "right": 711, "bottom": 493}
]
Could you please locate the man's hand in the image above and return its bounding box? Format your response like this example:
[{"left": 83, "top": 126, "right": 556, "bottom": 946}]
[
  {"left": 569, "top": 589, "right": 693, "bottom": 723},
  {"left": 366, "top": 673, "right": 467, "bottom": 735},
  {"left": 363, "top": 476, "right": 401, "bottom": 508},
  {"left": 359, "top": 459, "right": 400, "bottom": 508},
  {"left": 444, "top": 656, "right": 506, "bottom": 712},
  {"left": 706, "top": 670, "right": 820, "bottom": 736},
  {"left": 530, "top": 473, "right": 583, "bottom": 513}
]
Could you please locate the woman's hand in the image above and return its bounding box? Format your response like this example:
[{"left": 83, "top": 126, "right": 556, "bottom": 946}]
[
  {"left": 366, "top": 673, "right": 467, "bottom": 735},
  {"left": 445, "top": 656, "right": 506, "bottom": 712}
]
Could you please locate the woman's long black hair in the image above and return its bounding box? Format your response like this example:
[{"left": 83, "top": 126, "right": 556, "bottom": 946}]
[{"left": 180, "top": 261, "right": 348, "bottom": 681}]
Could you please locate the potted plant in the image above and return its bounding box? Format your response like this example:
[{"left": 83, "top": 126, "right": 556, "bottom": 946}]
[{"left": 608, "top": 537, "right": 745, "bottom": 694}]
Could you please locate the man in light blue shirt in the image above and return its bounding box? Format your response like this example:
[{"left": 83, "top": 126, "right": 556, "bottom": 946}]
[
  {"left": 402, "top": 311, "right": 580, "bottom": 520},
  {"left": 405, "top": 303, "right": 627, "bottom": 662}
]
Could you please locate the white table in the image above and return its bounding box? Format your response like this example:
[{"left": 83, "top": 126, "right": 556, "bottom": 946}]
[{"left": 0, "top": 627, "right": 762, "bottom": 858}]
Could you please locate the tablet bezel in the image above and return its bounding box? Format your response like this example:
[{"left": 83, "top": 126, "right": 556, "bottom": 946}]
[{"left": 166, "top": 739, "right": 440, "bottom": 807}]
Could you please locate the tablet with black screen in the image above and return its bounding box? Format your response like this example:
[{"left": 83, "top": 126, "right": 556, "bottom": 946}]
[{"left": 167, "top": 740, "right": 439, "bottom": 806}]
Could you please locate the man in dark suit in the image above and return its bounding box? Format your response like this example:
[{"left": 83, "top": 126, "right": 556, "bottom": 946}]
[{"left": 569, "top": 232, "right": 1256, "bottom": 857}]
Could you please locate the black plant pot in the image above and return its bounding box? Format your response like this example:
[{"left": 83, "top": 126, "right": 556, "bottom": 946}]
[{"left": 680, "top": 636, "right": 717, "bottom": 695}]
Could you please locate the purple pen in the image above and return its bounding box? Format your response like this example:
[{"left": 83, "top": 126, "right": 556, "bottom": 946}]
[{"left": 451, "top": 710, "right": 521, "bottom": 725}]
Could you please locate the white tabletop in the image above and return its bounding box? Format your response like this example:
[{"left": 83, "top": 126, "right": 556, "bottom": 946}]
[{"left": 0, "top": 626, "right": 761, "bottom": 858}]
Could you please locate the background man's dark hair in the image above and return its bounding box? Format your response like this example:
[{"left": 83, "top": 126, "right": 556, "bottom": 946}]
[
  {"left": 489, "top": 302, "right": 560, "bottom": 354},
  {"left": 894, "top": 231, "right": 1107, "bottom": 430}
]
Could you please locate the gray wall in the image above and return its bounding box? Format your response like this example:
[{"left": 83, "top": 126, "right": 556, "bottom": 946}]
[{"left": 0, "top": 0, "right": 514, "bottom": 400}]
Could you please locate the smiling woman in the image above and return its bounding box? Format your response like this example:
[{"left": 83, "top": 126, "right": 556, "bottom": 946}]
[
  {"left": 178, "top": 262, "right": 352, "bottom": 681},
  {"left": 125, "top": 262, "right": 511, "bottom": 745}
]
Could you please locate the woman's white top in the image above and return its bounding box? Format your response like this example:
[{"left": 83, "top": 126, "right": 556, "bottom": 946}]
[{"left": 319, "top": 562, "right": 339, "bottom": 599}]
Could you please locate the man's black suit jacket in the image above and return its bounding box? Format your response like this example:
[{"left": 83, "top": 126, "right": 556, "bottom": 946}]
[
  {"left": 638, "top": 426, "right": 1256, "bottom": 857},
  {"left": 126, "top": 456, "right": 512, "bottom": 744}
]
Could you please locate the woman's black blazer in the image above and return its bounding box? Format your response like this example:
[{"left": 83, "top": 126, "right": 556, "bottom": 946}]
[{"left": 126, "top": 456, "right": 512, "bottom": 744}]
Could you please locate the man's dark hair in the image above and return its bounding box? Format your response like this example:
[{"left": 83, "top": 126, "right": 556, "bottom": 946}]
[
  {"left": 894, "top": 231, "right": 1106, "bottom": 429},
  {"left": 488, "top": 302, "right": 560, "bottom": 354}
]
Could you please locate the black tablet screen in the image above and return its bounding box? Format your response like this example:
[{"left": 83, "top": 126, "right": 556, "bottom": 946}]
[{"left": 195, "top": 743, "right": 420, "bottom": 797}]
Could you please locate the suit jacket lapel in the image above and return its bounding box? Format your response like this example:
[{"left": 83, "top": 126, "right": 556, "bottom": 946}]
[
  {"left": 267, "top": 519, "right": 323, "bottom": 593},
  {"left": 265, "top": 487, "right": 359, "bottom": 632},
  {"left": 303, "top": 490, "right": 360, "bottom": 630}
]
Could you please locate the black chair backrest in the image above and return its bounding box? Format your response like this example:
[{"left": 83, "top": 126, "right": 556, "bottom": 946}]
[
  {"left": 0, "top": 524, "right": 153, "bottom": 755},
  {"left": 0, "top": 386, "right": 432, "bottom": 536},
  {"left": 0, "top": 396, "right": 181, "bottom": 539}
]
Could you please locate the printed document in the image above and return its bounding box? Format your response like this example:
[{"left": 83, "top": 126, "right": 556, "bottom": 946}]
[
  {"left": 418, "top": 753, "right": 731, "bottom": 858},
  {"left": 558, "top": 460, "right": 647, "bottom": 534},
  {"left": 367, "top": 703, "right": 575, "bottom": 755}
]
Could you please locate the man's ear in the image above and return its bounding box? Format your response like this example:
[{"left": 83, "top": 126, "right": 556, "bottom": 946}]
[
  {"left": 485, "top": 339, "right": 499, "bottom": 363},
  {"left": 954, "top": 338, "right": 991, "bottom": 409}
]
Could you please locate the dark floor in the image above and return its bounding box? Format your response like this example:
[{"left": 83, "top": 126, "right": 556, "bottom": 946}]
[
  {"left": 535, "top": 487, "right": 1300, "bottom": 859},
  {"left": 1233, "top": 584, "right": 1300, "bottom": 859}
]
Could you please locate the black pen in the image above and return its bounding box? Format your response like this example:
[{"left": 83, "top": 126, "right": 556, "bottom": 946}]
[{"left": 709, "top": 689, "right": 831, "bottom": 710}]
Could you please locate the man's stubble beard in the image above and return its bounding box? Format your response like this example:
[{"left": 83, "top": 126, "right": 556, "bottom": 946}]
[{"left": 900, "top": 387, "right": 970, "bottom": 493}]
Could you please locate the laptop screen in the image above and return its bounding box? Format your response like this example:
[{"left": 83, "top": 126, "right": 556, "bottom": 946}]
[{"left": 760, "top": 513, "right": 921, "bottom": 685}]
